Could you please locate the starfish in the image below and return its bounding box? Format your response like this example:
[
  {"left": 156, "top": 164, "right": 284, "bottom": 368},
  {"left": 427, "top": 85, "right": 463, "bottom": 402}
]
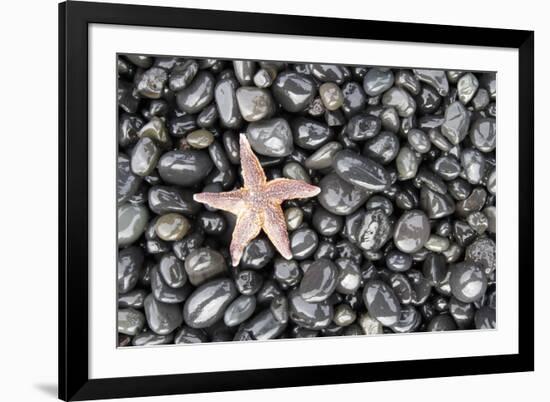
[{"left": 194, "top": 134, "right": 321, "bottom": 266}]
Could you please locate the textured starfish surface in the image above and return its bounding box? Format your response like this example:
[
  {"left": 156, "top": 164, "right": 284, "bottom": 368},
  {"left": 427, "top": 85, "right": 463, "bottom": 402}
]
[{"left": 194, "top": 134, "right": 321, "bottom": 266}]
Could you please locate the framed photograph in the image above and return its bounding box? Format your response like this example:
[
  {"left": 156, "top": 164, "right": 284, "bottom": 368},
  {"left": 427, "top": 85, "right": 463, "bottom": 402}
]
[{"left": 59, "top": 1, "right": 534, "bottom": 400}]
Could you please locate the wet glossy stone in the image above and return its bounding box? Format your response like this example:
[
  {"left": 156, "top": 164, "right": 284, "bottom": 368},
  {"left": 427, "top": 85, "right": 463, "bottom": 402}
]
[
  {"left": 395, "top": 70, "right": 421, "bottom": 95},
  {"left": 472, "top": 88, "right": 490, "bottom": 111},
  {"left": 449, "top": 262, "right": 487, "bottom": 303},
  {"left": 186, "top": 129, "right": 214, "bottom": 149},
  {"left": 236, "top": 87, "right": 275, "bottom": 122},
  {"left": 233, "top": 60, "right": 256, "bottom": 86},
  {"left": 234, "top": 309, "right": 287, "bottom": 340},
  {"left": 292, "top": 117, "right": 333, "bottom": 150},
  {"left": 235, "top": 269, "right": 263, "bottom": 296},
  {"left": 457, "top": 72, "right": 479, "bottom": 104},
  {"left": 389, "top": 273, "right": 413, "bottom": 305},
  {"left": 380, "top": 107, "right": 400, "bottom": 133},
  {"left": 448, "top": 178, "right": 472, "bottom": 201},
  {"left": 441, "top": 101, "right": 470, "bottom": 145},
  {"left": 356, "top": 209, "right": 392, "bottom": 252},
  {"left": 183, "top": 278, "right": 238, "bottom": 329},
  {"left": 396, "top": 146, "right": 420, "bottom": 180},
  {"left": 346, "top": 113, "right": 381, "bottom": 141},
  {"left": 118, "top": 289, "right": 147, "bottom": 308},
  {"left": 283, "top": 162, "right": 310, "bottom": 183},
  {"left": 363, "top": 131, "right": 400, "bottom": 165},
  {"left": 272, "top": 71, "right": 316, "bottom": 113},
  {"left": 335, "top": 258, "right": 361, "bottom": 294},
  {"left": 176, "top": 71, "right": 215, "bottom": 113},
  {"left": 390, "top": 305, "right": 420, "bottom": 333},
  {"left": 151, "top": 266, "right": 191, "bottom": 303},
  {"left": 304, "top": 141, "right": 342, "bottom": 170},
  {"left": 273, "top": 258, "right": 301, "bottom": 288},
  {"left": 288, "top": 289, "right": 333, "bottom": 330},
  {"left": 407, "top": 129, "right": 431, "bottom": 154},
  {"left": 362, "top": 280, "right": 401, "bottom": 326},
  {"left": 169, "top": 60, "right": 199, "bottom": 91},
  {"left": 393, "top": 210, "right": 430, "bottom": 253},
  {"left": 118, "top": 203, "right": 148, "bottom": 247},
  {"left": 132, "top": 330, "right": 174, "bottom": 346},
  {"left": 382, "top": 87, "right": 416, "bottom": 117},
  {"left": 158, "top": 150, "right": 213, "bottom": 186},
  {"left": 312, "top": 207, "right": 343, "bottom": 236},
  {"left": 310, "top": 64, "right": 350, "bottom": 84},
  {"left": 333, "top": 304, "right": 356, "bottom": 326},
  {"left": 340, "top": 82, "right": 367, "bottom": 117},
  {"left": 433, "top": 155, "right": 461, "bottom": 181},
  {"left": 319, "top": 82, "right": 344, "bottom": 111},
  {"left": 159, "top": 253, "right": 186, "bottom": 288},
  {"left": 358, "top": 313, "right": 383, "bottom": 335},
  {"left": 290, "top": 228, "right": 318, "bottom": 260},
  {"left": 198, "top": 211, "right": 226, "bottom": 235},
  {"left": 449, "top": 297, "right": 475, "bottom": 329},
  {"left": 148, "top": 186, "right": 200, "bottom": 216},
  {"left": 386, "top": 250, "right": 412, "bottom": 273},
  {"left": 242, "top": 238, "right": 275, "bottom": 269},
  {"left": 214, "top": 76, "right": 242, "bottom": 129},
  {"left": 416, "top": 85, "right": 442, "bottom": 114},
  {"left": 461, "top": 148, "right": 486, "bottom": 185},
  {"left": 245, "top": 118, "right": 293, "bottom": 157},
  {"left": 117, "top": 246, "right": 144, "bottom": 294},
  {"left": 224, "top": 295, "right": 256, "bottom": 327},
  {"left": 427, "top": 314, "right": 457, "bottom": 331},
  {"left": 130, "top": 137, "right": 160, "bottom": 177},
  {"left": 155, "top": 213, "right": 190, "bottom": 241},
  {"left": 420, "top": 187, "right": 455, "bottom": 219},
  {"left": 174, "top": 326, "right": 209, "bottom": 344},
  {"left": 333, "top": 149, "right": 390, "bottom": 191},
  {"left": 456, "top": 187, "right": 487, "bottom": 216},
  {"left": 486, "top": 169, "right": 496, "bottom": 195},
  {"left": 270, "top": 296, "right": 289, "bottom": 324},
  {"left": 363, "top": 68, "right": 394, "bottom": 96},
  {"left": 118, "top": 308, "right": 145, "bottom": 336},
  {"left": 184, "top": 248, "right": 227, "bottom": 286},
  {"left": 299, "top": 259, "right": 338, "bottom": 302},
  {"left": 317, "top": 173, "right": 370, "bottom": 216},
  {"left": 118, "top": 154, "right": 142, "bottom": 204},
  {"left": 284, "top": 207, "right": 303, "bottom": 231},
  {"left": 422, "top": 253, "right": 448, "bottom": 285},
  {"left": 137, "top": 67, "right": 167, "bottom": 99},
  {"left": 465, "top": 237, "right": 496, "bottom": 275},
  {"left": 474, "top": 306, "right": 496, "bottom": 329},
  {"left": 467, "top": 212, "right": 489, "bottom": 234},
  {"left": 144, "top": 294, "right": 183, "bottom": 335},
  {"left": 483, "top": 206, "right": 497, "bottom": 233},
  {"left": 413, "top": 69, "right": 449, "bottom": 96}
]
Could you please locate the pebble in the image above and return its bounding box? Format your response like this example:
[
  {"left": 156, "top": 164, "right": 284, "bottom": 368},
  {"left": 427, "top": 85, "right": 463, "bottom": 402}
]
[
  {"left": 290, "top": 228, "right": 319, "bottom": 260},
  {"left": 148, "top": 186, "right": 200, "bottom": 216},
  {"left": 386, "top": 249, "right": 413, "bottom": 272},
  {"left": 333, "top": 149, "right": 390, "bottom": 191},
  {"left": 474, "top": 306, "right": 496, "bottom": 329},
  {"left": 363, "top": 68, "right": 394, "bottom": 96},
  {"left": 382, "top": 87, "right": 416, "bottom": 117},
  {"left": 183, "top": 278, "right": 238, "bottom": 328},
  {"left": 288, "top": 289, "right": 333, "bottom": 330},
  {"left": 186, "top": 129, "right": 214, "bottom": 149},
  {"left": 407, "top": 129, "right": 431, "bottom": 154},
  {"left": 150, "top": 266, "right": 191, "bottom": 303},
  {"left": 176, "top": 71, "right": 215, "bottom": 113},
  {"left": 144, "top": 294, "right": 183, "bottom": 335},
  {"left": 363, "top": 131, "right": 400, "bottom": 165},
  {"left": 393, "top": 210, "right": 430, "bottom": 253},
  {"left": 413, "top": 69, "right": 449, "bottom": 96},
  {"left": 118, "top": 289, "right": 147, "bottom": 309},
  {"left": 356, "top": 209, "right": 392, "bottom": 252},
  {"left": 362, "top": 279, "right": 401, "bottom": 326},
  {"left": 312, "top": 207, "right": 343, "bottom": 236},
  {"left": 284, "top": 207, "right": 304, "bottom": 232},
  {"left": 319, "top": 82, "right": 344, "bottom": 111},
  {"left": 174, "top": 326, "right": 209, "bottom": 344},
  {"left": 358, "top": 313, "right": 383, "bottom": 335},
  {"left": 242, "top": 238, "right": 275, "bottom": 269},
  {"left": 117, "top": 246, "right": 143, "bottom": 294},
  {"left": 118, "top": 154, "right": 142, "bottom": 204},
  {"left": 118, "top": 308, "right": 145, "bottom": 336},
  {"left": 214, "top": 76, "right": 242, "bottom": 129},
  {"left": 346, "top": 113, "right": 381, "bottom": 141},
  {"left": 273, "top": 258, "right": 301, "bottom": 288},
  {"left": 461, "top": 148, "right": 486, "bottom": 185},
  {"left": 224, "top": 295, "right": 256, "bottom": 327},
  {"left": 396, "top": 146, "right": 420, "bottom": 180},
  {"left": 133, "top": 330, "right": 174, "bottom": 346},
  {"left": 433, "top": 155, "right": 461, "bottom": 181},
  {"left": 169, "top": 60, "right": 199, "bottom": 91},
  {"left": 299, "top": 259, "right": 338, "bottom": 302},
  {"left": 292, "top": 117, "right": 334, "bottom": 150},
  {"left": 333, "top": 304, "right": 357, "bottom": 326},
  {"left": 457, "top": 72, "right": 479, "bottom": 104},
  {"left": 137, "top": 67, "right": 167, "bottom": 99},
  {"left": 449, "top": 297, "right": 475, "bottom": 329},
  {"left": 420, "top": 187, "right": 455, "bottom": 218},
  {"left": 184, "top": 248, "right": 227, "bottom": 286},
  {"left": 118, "top": 203, "right": 148, "bottom": 247},
  {"left": 304, "top": 141, "right": 343, "bottom": 170},
  {"left": 449, "top": 262, "right": 488, "bottom": 303},
  {"left": 234, "top": 309, "right": 287, "bottom": 341},
  {"left": 233, "top": 60, "right": 256, "bottom": 86},
  {"left": 310, "top": 64, "right": 350, "bottom": 84},
  {"left": 236, "top": 86, "right": 275, "bottom": 122},
  {"left": 340, "top": 82, "right": 367, "bottom": 117},
  {"left": 154, "top": 213, "right": 190, "bottom": 241},
  {"left": 158, "top": 253, "right": 186, "bottom": 288},
  {"left": 427, "top": 314, "right": 457, "bottom": 331},
  {"left": 317, "top": 173, "right": 370, "bottom": 216},
  {"left": 395, "top": 70, "right": 421, "bottom": 95},
  {"left": 235, "top": 269, "right": 263, "bottom": 295},
  {"left": 335, "top": 258, "right": 362, "bottom": 294},
  {"left": 441, "top": 101, "right": 470, "bottom": 144},
  {"left": 158, "top": 150, "right": 213, "bottom": 186},
  {"left": 465, "top": 237, "right": 496, "bottom": 275},
  {"left": 246, "top": 118, "right": 294, "bottom": 157},
  {"left": 130, "top": 137, "right": 160, "bottom": 177},
  {"left": 390, "top": 305, "right": 421, "bottom": 333},
  {"left": 272, "top": 71, "right": 316, "bottom": 112}
]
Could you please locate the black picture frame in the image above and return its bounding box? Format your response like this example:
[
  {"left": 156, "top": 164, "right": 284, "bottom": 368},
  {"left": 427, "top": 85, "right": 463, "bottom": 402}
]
[{"left": 59, "top": 1, "right": 534, "bottom": 400}]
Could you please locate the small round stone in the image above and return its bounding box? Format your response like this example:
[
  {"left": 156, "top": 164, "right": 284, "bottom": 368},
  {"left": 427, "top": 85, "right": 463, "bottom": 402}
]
[
  {"left": 118, "top": 308, "right": 146, "bottom": 336},
  {"left": 333, "top": 304, "right": 357, "bottom": 326},
  {"left": 355, "top": 209, "right": 392, "bottom": 252},
  {"left": 299, "top": 258, "right": 338, "bottom": 302},
  {"left": 312, "top": 207, "right": 344, "bottom": 236},
  {"left": 224, "top": 295, "right": 256, "bottom": 327},
  {"left": 183, "top": 278, "right": 238, "bottom": 328},
  {"left": 118, "top": 203, "right": 148, "bottom": 247},
  {"left": 284, "top": 207, "right": 303, "bottom": 231},
  {"left": 290, "top": 228, "right": 319, "bottom": 260},
  {"left": 362, "top": 279, "right": 401, "bottom": 327},
  {"left": 155, "top": 213, "right": 190, "bottom": 241},
  {"left": 393, "top": 210, "right": 430, "bottom": 253},
  {"left": 236, "top": 87, "right": 275, "bottom": 122},
  {"left": 363, "top": 68, "right": 394, "bottom": 96},
  {"left": 333, "top": 149, "right": 391, "bottom": 192},
  {"left": 386, "top": 249, "right": 412, "bottom": 272},
  {"left": 158, "top": 253, "right": 186, "bottom": 288},
  {"left": 184, "top": 248, "right": 227, "bottom": 286},
  {"left": 288, "top": 289, "right": 333, "bottom": 330},
  {"left": 319, "top": 82, "right": 344, "bottom": 111},
  {"left": 449, "top": 262, "right": 488, "bottom": 303},
  {"left": 246, "top": 118, "right": 294, "bottom": 157},
  {"left": 186, "top": 129, "right": 214, "bottom": 149},
  {"left": 335, "top": 258, "right": 362, "bottom": 294},
  {"left": 242, "top": 238, "right": 275, "bottom": 269}
]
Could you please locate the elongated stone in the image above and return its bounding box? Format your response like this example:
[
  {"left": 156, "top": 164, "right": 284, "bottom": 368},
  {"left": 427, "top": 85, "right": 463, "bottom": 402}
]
[
  {"left": 317, "top": 173, "right": 370, "bottom": 216},
  {"left": 183, "top": 278, "right": 238, "bottom": 328},
  {"left": 176, "top": 71, "right": 215, "bottom": 113},
  {"left": 362, "top": 280, "right": 401, "bottom": 326},
  {"left": 393, "top": 210, "right": 430, "bottom": 253},
  {"left": 333, "top": 149, "right": 390, "bottom": 191}
]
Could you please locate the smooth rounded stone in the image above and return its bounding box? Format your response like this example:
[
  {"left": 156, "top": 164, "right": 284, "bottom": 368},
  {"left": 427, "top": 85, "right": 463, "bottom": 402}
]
[
  {"left": 407, "top": 129, "right": 431, "bottom": 154},
  {"left": 291, "top": 117, "right": 333, "bottom": 150},
  {"left": 272, "top": 71, "right": 316, "bottom": 113},
  {"left": 305, "top": 141, "right": 342, "bottom": 170},
  {"left": 319, "top": 82, "right": 344, "bottom": 111},
  {"left": 174, "top": 326, "right": 209, "bottom": 344},
  {"left": 346, "top": 113, "right": 381, "bottom": 141},
  {"left": 441, "top": 101, "right": 470, "bottom": 144},
  {"left": 428, "top": 128, "right": 452, "bottom": 153},
  {"left": 288, "top": 289, "right": 333, "bottom": 330},
  {"left": 449, "top": 297, "right": 475, "bottom": 329},
  {"left": 132, "top": 330, "right": 174, "bottom": 346},
  {"left": 118, "top": 203, "right": 148, "bottom": 247},
  {"left": 363, "top": 68, "right": 394, "bottom": 96},
  {"left": 307, "top": 96, "right": 325, "bottom": 117},
  {"left": 118, "top": 289, "right": 147, "bottom": 308},
  {"left": 198, "top": 211, "right": 226, "bottom": 235},
  {"left": 317, "top": 173, "right": 370, "bottom": 216},
  {"left": 290, "top": 228, "right": 319, "bottom": 260},
  {"left": 130, "top": 137, "right": 160, "bottom": 177},
  {"left": 442, "top": 243, "right": 463, "bottom": 264},
  {"left": 333, "top": 304, "right": 357, "bottom": 326},
  {"left": 363, "top": 131, "right": 400, "bottom": 165},
  {"left": 144, "top": 294, "right": 183, "bottom": 335},
  {"left": 355, "top": 209, "right": 392, "bottom": 252},
  {"left": 117, "top": 246, "right": 144, "bottom": 294},
  {"left": 234, "top": 309, "right": 287, "bottom": 341},
  {"left": 389, "top": 273, "right": 413, "bottom": 305},
  {"left": 256, "top": 279, "right": 283, "bottom": 305},
  {"left": 395, "top": 146, "right": 420, "bottom": 180},
  {"left": 381, "top": 87, "right": 416, "bottom": 117},
  {"left": 168, "top": 115, "right": 197, "bottom": 138},
  {"left": 483, "top": 206, "right": 497, "bottom": 233},
  {"left": 414, "top": 169, "right": 447, "bottom": 195},
  {"left": 486, "top": 169, "right": 496, "bottom": 195},
  {"left": 245, "top": 118, "right": 293, "bottom": 157},
  {"left": 471, "top": 88, "right": 490, "bottom": 110},
  {"left": 242, "top": 238, "right": 275, "bottom": 269},
  {"left": 386, "top": 250, "right": 413, "bottom": 273},
  {"left": 380, "top": 107, "right": 400, "bottom": 133},
  {"left": 235, "top": 87, "right": 275, "bottom": 122},
  {"left": 340, "top": 81, "right": 367, "bottom": 117},
  {"left": 362, "top": 279, "right": 401, "bottom": 327},
  {"left": 224, "top": 295, "right": 256, "bottom": 327},
  {"left": 456, "top": 187, "right": 487, "bottom": 216},
  {"left": 172, "top": 231, "right": 204, "bottom": 261},
  {"left": 125, "top": 54, "right": 152, "bottom": 68},
  {"left": 270, "top": 296, "right": 289, "bottom": 324},
  {"left": 448, "top": 178, "right": 472, "bottom": 201},
  {"left": 474, "top": 306, "right": 496, "bottom": 329},
  {"left": 312, "top": 208, "right": 343, "bottom": 236},
  {"left": 273, "top": 258, "right": 301, "bottom": 288},
  {"left": 390, "top": 305, "right": 421, "bottom": 333},
  {"left": 151, "top": 266, "right": 191, "bottom": 303},
  {"left": 233, "top": 60, "right": 256, "bottom": 86},
  {"left": 310, "top": 64, "right": 349, "bottom": 84},
  {"left": 235, "top": 270, "right": 263, "bottom": 296},
  {"left": 415, "top": 85, "right": 442, "bottom": 114},
  {"left": 221, "top": 131, "right": 240, "bottom": 165},
  {"left": 158, "top": 150, "right": 213, "bottom": 186},
  {"left": 457, "top": 72, "right": 479, "bottom": 104},
  {"left": 395, "top": 70, "right": 421, "bottom": 95},
  {"left": 137, "top": 118, "right": 169, "bottom": 148},
  {"left": 183, "top": 278, "right": 238, "bottom": 329},
  {"left": 467, "top": 211, "right": 489, "bottom": 234},
  {"left": 335, "top": 258, "right": 361, "bottom": 294},
  {"left": 119, "top": 113, "right": 144, "bottom": 148},
  {"left": 118, "top": 308, "right": 145, "bottom": 336},
  {"left": 365, "top": 196, "right": 392, "bottom": 217},
  {"left": 422, "top": 253, "right": 448, "bottom": 285},
  {"left": 283, "top": 162, "right": 311, "bottom": 183},
  {"left": 184, "top": 248, "right": 227, "bottom": 286},
  {"left": 449, "top": 262, "right": 487, "bottom": 303},
  {"left": 158, "top": 253, "right": 186, "bottom": 288},
  {"left": 453, "top": 221, "right": 476, "bottom": 249},
  {"left": 393, "top": 210, "right": 430, "bottom": 253},
  {"left": 118, "top": 80, "right": 140, "bottom": 113},
  {"left": 136, "top": 67, "right": 167, "bottom": 99},
  {"left": 461, "top": 148, "right": 486, "bottom": 185},
  {"left": 427, "top": 314, "right": 457, "bottom": 331},
  {"left": 465, "top": 237, "right": 496, "bottom": 276},
  {"left": 284, "top": 207, "right": 303, "bottom": 232},
  {"left": 169, "top": 59, "right": 199, "bottom": 91},
  {"left": 186, "top": 129, "right": 214, "bottom": 149},
  {"left": 299, "top": 259, "right": 338, "bottom": 302},
  {"left": 214, "top": 77, "right": 243, "bottom": 129},
  {"left": 118, "top": 154, "right": 142, "bottom": 204},
  {"left": 148, "top": 186, "right": 200, "bottom": 216},
  {"left": 425, "top": 235, "right": 450, "bottom": 253},
  {"left": 420, "top": 187, "right": 455, "bottom": 219},
  {"left": 407, "top": 270, "right": 432, "bottom": 305},
  {"left": 176, "top": 71, "right": 215, "bottom": 113},
  {"left": 333, "top": 149, "right": 390, "bottom": 191},
  {"left": 433, "top": 155, "right": 461, "bottom": 181},
  {"left": 358, "top": 313, "right": 383, "bottom": 335},
  {"left": 254, "top": 67, "right": 276, "bottom": 88},
  {"left": 154, "top": 213, "right": 190, "bottom": 242},
  {"left": 413, "top": 69, "right": 449, "bottom": 96}
]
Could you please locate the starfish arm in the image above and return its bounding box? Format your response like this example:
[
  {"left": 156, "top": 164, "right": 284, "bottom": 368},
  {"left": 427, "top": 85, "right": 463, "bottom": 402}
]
[
  {"left": 230, "top": 209, "right": 262, "bottom": 266},
  {"left": 193, "top": 189, "right": 247, "bottom": 215},
  {"left": 265, "top": 178, "right": 321, "bottom": 202},
  {"left": 262, "top": 203, "right": 293, "bottom": 260},
  {"left": 239, "top": 134, "right": 266, "bottom": 189}
]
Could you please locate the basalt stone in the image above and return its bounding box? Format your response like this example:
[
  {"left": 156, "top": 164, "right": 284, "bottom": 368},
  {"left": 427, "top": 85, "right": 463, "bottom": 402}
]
[
  {"left": 130, "top": 137, "right": 160, "bottom": 177},
  {"left": 396, "top": 146, "right": 420, "bottom": 180},
  {"left": 441, "top": 101, "right": 470, "bottom": 145},
  {"left": 118, "top": 154, "right": 142, "bottom": 205},
  {"left": 355, "top": 209, "right": 392, "bottom": 252},
  {"left": 422, "top": 253, "right": 448, "bottom": 285},
  {"left": 333, "top": 304, "right": 357, "bottom": 327},
  {"left": 416, "top": 85, "right": 442, "bottom": 114},
  {"left": 117, "top": 246, "right": 144, "bottom": 294},
  {"left": 284, "top": 207, "right": 304, "bottom": 231},
  {"left": 382, "top": 87, "right": 416, "bottom": 117},
  {"left": 340, "top": 81, "right": 367, "bottom": 117},
  {"left": 449, "top": 262, "right": 487, "bottom": 303},
  {"left": 245, "top": 118, "right": 293, "bottom": 157},
  {"left": 292, "top": 117, "right": 334, "bottom": 150},
  {"left": 234, "top": 309, "right": 287, "bottom": 341},
  {"left": 186, "top": 129, "right": 214, "bottom": 149},
  {"left": 214, "top": 76, "right": 242, "bottom": 129},
  {"left": 137, "top": 67, "right": 167, "bottom": 99},
  {"left": 272, "top": 71, "right": 316, "bottom": 113},
  {"left": 363, "top": 68, "right": 394, "bottom": 96},
  {"left": 224, "top": 295, "right": 256, "bottom": 327},
  {"left": 363, "top": 131, "right": 400, "bottom": 165},
  {"left": 118, "top": 203, "right": 148, "bottom": 247},
  {"left": 172, "top": 232, "right": 204, "bottom": 260},
  {"left": 288, "top": 289, "right": 333, "bottom": 330},
  {"left": 299, "top": 259, "right": 338, "bottom": 302},
  {"left": 158, "top": 150, "right": 213, "bottom": 186},
  {"left": 390, "top": 305, "right": 421, "bottom": 333},
  {"left": 346, "top": 113, "right": 381, "bottom": 141},
  {"left": 273, "top": 258, "right": 301, "bottom": 288},
  {"left": 461, "top": 148, "right": 486, "bottom": 185},
  {"left": 420, "top": 187, "right": 455, "bottom": 219},
  {"left": 118, "top": 308, "right": 146, "bottom": 336},
  {"left": 433, "top": 155, "right": 461, "bottom": 181},
  {"left": 144, "top": 294, "right": 183, "bottom": 335},
  {"left": 310, "top": 64, "right": 350, "bottom": 84},
  {"left": 184, "top": 248, "right": 227, "bottom": 286},
  {"left": 148, "top": 186, "right": 200, "bottom": 216},
  {"left": 158, "top": 253, "right": 187, "bottom": 288},
  {"left": 236, "top": 86, "right": 276, "bottom": 122},
  {"left": 235, "top": 269, "right": 263, "bottom": 295},
  {"left": 304, "top": 141, "right": 343, "bottom": 170},
  {"left": 174, "top": 326, "right": 209, "bottom": 344},
  {"left": 150, "top": 266, "right": 191, "bottom": 304},
  {"left": 169, "top": 59, "right": 199, "bottom": 91},
  {"left": 317, "top": 173, "right": 370, "bottom": 216},
  {"left": 389, "top": 273, "right": 413, "bottom": 305},
  {"left": 333, "top": 149, "right": 390, "bottom": 191},
  {"left": 457, "top": 72, "right": 479, "bottom": 104},
  {"left": 413, "top": 69, "right": 449, "bottom": 96},
  {"left": 465, "top": 237, "right": 496, "bottom": 276},
  {"left": 393, "top": 210, "right": 430, "bottom": 253},
  {"left": 132, "top": 330, "right": 175, "bottom": 346},
  {"left": 362, "top": 279, "right": 401, "bottom": 326},
  {"left": 449, "top": 297, "right": 475, "bottom": 329},
  {"left": 176, "top": 71, "right": 215, "bottom": 113},
  {"left": 242, "top": 238, "right": 275, "bottom": 269},
  {"left": 395, "top": 70, "right": 421, "bottom": 95},
  {"left": 335, "top": 258, "right": 362, "bottom": 294},
  {"left": 407, "top": 129, "right": 431, "bottom": 154},
  {"left": 233, "top": 60, "right": 256, "bottom": 86},
  {"left": 290, "top": 228, "right": 319, "bottom": 260},
  {"left": 312, "top": 207, "right": 344, "bottom": 236},
  {"left": 118, "top": 80, "right": 140, "bottom": 113},
  {"left": 386, "top": 250, "right": 413, "bottom": 273},
  {"left": 183, "top": 278, "right": 238, "bottom": 329},
  {"left": 118, "top": 289, "right": 147, "bottom": 309}
]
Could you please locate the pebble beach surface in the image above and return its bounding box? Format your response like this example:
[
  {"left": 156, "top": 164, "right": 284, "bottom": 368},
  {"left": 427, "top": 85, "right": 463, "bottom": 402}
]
[{"left": 117, "top": 55, "right": 496, "bottom": 346}]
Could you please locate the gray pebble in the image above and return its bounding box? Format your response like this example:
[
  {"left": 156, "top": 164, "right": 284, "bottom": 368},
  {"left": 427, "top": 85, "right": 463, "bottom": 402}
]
[
  {"left": 118, "top": 308, "right": 145, "bottom": 336},
  {"left": 356, "top": 209, "right": 392, "bottom": 252},
  {"left": 382, "top": 87, "right": 416, "bottom": 117},
  {"left": 158, "top": 150, "right": 213, "bottom": 186},
  {"left": 290, "top": 228, "right": 319, "bottom": 260},
  {"left": 288, "top": 289, "right": 333, "bottom": 330},
  {"left": 441, "top": 101, "right": 470, "bottom": 144},
  {"left": 184, "top": 248, "right": 227, "bottom": 286},
  {"left": 246, "top": 118, "right": 294, "bottom": 157},
  {"left": 393, "top": 210, "right": 430, "bottom": 253},
  {"left": 363, "top": 131, "right": 400, "bottom": 165},
  {"left": 317, "top": 173, "right": 370, "bottom": 216},
  {"left": 236, "top": 87, "right": 275, "bottom": 122},
  {"left": 299, "top": 258, "right": 338, "bottom": 302},
  {"left": 224, "top": 295, "right": 256, "bottom": 327},
  {"left": 118, "top": 203, "right": 148, "bottom": 247},
  {"left": 183, "top": 278, "right": 238, "bottom": 328},
  {"left": 362, "top": 279, "right": 401, "bottom": 326},
  {"left": 272, "top": 71, "right": 316, "bottom": 113},
  {"left": 176, "top": 71, "right": 215, "bottom": 113},
  {"left": 449, "top": 262, "right": 487, "bottom": 303},
  {"left": 144, "top": 294, "right": 183, "bottom": 335},
  {"left": 363, "top": 68, "right": 394, "bottom": 96}
]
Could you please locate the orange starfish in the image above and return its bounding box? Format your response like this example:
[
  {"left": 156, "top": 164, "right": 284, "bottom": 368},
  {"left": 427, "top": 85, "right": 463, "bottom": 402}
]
[{"left": 194, "top": 134, "right": 321, "bottom": 266}]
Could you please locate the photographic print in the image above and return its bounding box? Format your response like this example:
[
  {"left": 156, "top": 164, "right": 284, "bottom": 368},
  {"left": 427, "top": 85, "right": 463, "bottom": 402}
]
[{"left": 117, "top": 55, "right": 497, "bottom": 346}]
